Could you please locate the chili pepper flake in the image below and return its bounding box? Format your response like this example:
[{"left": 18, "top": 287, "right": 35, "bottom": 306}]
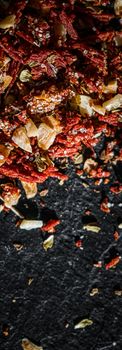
[
  {"left": 113, "top": 231, "right": 119, "bottom": 241},
  {"left": 105, "top": 256, "right": 121, "bottom": 270},
  {"left": 42, "top": 219, "right": 60, "bottom": 233}
]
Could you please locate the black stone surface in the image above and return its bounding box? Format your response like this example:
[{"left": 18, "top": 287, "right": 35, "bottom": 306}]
[{"left": 0, "top": 165, "right": 122, "bottom": 350}]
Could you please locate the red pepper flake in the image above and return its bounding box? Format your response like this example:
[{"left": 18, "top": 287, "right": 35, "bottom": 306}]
[
  {"left": 93, "top": 261, "right": 102, "bottom": 268},
  {"left": 42, "top": 219, "right": 60, "bottom": 233},
  {"left": 75, "top": 239, "right": 83, "bottom": 249},
  {"left": 105, "top": 256, "right": 121, "bottom": 270},
  {"left": 113, "top": 231, "right": 119, "bottom": 241},
  {"left": 100, "top": 198, "right": 110, "bottom": 213}
]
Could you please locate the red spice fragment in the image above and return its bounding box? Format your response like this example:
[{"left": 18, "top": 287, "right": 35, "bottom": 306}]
[
  {"left": 100, "top": 198, "right": 111, "bottom": 213},
  {"left": 113, "top": 231, "right": 119, "bottom": 241},
  {"left": 42, "top": 219, "right": 60, "bottom": 233},
  {"left": 105, "top": 256, "right": 121, "bottom": 270}
]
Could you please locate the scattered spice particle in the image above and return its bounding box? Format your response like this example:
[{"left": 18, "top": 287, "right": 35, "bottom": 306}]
[
  {"left": 113, "top": 231, "right": 119, "bottom": 241},
  {"left": 90, "top": 288, "right": 99, "bottom": 296},
  {"left": 13, "top": 243, "right": 24, "bottom": 251},
  {"left": 74, "top": 319, "right": 93, "bottom": 329},
  {"left": 42, "top": 219, "right": 60, "bottom": 233},
  {"left": 105, "top": 256, "right": 121, "bottom": 270},
  {"left": 22, "top": 338, "right": 43, "bottom": 350},
  {"left": 114, "top": 290, "right": 122, "bottom": 296},
  {"left": 75, "top": 239, "right": 83, "bottom": 249},
  {"left": 94, "top": 261, "right": 102, "bottom": 268},
  {"left": 2, "top": 325, "right": 9, "bottom": 337},
  {"left": 28, "top": 278, "right": 33, "bottom": 286},
  {"left": 43, "top": 235, "right": 54, "bottom": 251},
  {"left": 39, "top": 189, "right": 48, "bottom": 197}
]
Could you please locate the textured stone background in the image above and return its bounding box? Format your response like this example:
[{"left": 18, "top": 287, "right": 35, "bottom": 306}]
[{"left": 0, "top": 164, "right": 121, "bottom": 350}]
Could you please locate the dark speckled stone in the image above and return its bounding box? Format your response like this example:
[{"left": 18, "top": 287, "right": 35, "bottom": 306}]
[{"left": 0, "top": 165, "right": 121, "bottom": 350}]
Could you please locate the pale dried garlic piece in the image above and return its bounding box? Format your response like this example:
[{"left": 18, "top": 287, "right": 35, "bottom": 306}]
[
  {"left": 3, "top": 189, "right": 21, "bottom": 209},
  {"left": 19, "top": 220, "right": 43, "bottom": 230},
  {"left": 22, "top": 338, "right": 43, "bottom": 350},
  {"left": 19, "top": 69, "right": 32, "bottom": 83},
  {"left": 25, "top": 118, "right": 38, "bottom": 138},
  {"left": 12, "top": 126, "right": 32, "bottom": 153},
  {"left": 0, "top": 15, "right": 16, "bottom": 29},
  {"left": 102, "top": 80, "right": 118, "bottom": 94},
  {"left": 103, "top": 94, "right": 122, "bottom": 111},
  {"left": 72, "top": 94, "right": 93, "bottom": 117},
  {"left": 74, "top": 319, "right": 93, "bottom": 329},
  {"left": 83, "top": 158, "right": 97, "bottom": 174},
  {"left": 0, "top": 144, "right": 11, "bottom": 166},
  {"left": 21, "top": 181, "right": 37, "bottom": 199},
  {"left": 43, "top": 235, "right": 54, "bottom": 251},
  {"left": 114, "top": 0, "right": 122, "bottom": 16},
  {"left": 83, "top": 225, "right": 100, "bottom": 233},
  {"left": 90, "top": 288, "right": 99, "bottom": 296},
  {"left": 37, "top": 123, "right": 57, "bottom": 150},
  {"left": 0, "top": 204, "right": 4, "bottom": 212},
  {"left": 3, "top": 75, "right": 12, "bottom": 90},
  {"left": 92, "top": 104, "right": 105, "bottom": 116}
]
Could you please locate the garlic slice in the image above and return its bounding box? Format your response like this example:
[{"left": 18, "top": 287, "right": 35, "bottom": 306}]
[
  {"left": 102, "top": 80, "right": 118, "bottom": 94},
  {"left": 74, "top": 319, "right": 93, "bottom": 329},
  {"left": 114, "top": 0, "right": 122, "bottom": 16},
  {"left": 12, "top": 126, "right": 32, "bottom": 153},
  {"left": 43, "top": 235, "right": 54, "bottom": 251},
  {"left": 19, "top": 69, "right": 32, "bottom": 83},
  {"left": 3, "top": 75, "right": 12, "bottom": 90},
  {"left": 22, "top": 338, "right": 43, "bottom": 350},
  {"left": 74, "top": 94, "right": 93, "bottom": 117},
  {"left": 103, "top": 94, "right": 122, "bottom": 111},
  {"left": 0, "top": 144, "right": 11, "bottom": 166},
  {"left": 21, "top": 181, "right": 37, "bottom": 199},
  {"left": 37, "top": 123, "right": 57, "bottom": 150},
  {"left": 0, "top": 15, "right": 16, "bottom": 29},
  {"left": 25, "top": 118, "right": 38, "bottom": 138},
  {"left": 20, "top": 220, "right": 43, "bottom": 230}
]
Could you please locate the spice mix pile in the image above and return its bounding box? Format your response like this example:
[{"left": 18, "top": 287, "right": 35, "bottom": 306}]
[{"left": 0, "top": 1, "right": 122, "bottom": 227}]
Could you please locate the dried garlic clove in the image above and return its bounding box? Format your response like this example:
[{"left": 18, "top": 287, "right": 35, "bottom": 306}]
[
  {"left": 83, "top": 225, "right": 101, "bottom": 233},
  {"left": 22, "top": 338, "right": 43, "bottom": 350},
  {"left": 41, "top": 115, "right": 62, "bottom": 133},
  {"left": 74, "top": 319, "right": 93, "bottom": 329},
  {"left": 73, "top": 154, "right": 83, "bottom": 165},
  {"left": 118, "top": 223, "right": 122, "bottom": 229},
  {"left": 21, "top": 181, "right": 37, "bottom": 199},
  {"left": 25, "top": 118, "right": 38, "bottom": 138},
  {"left": 19, "top": 220, "right": 43, "bottom": 230},
  {"left": 43, "top": 235, "right": 54, "bottom": 251},
  {"left": 115, "top": 34, "right": 122, "bottom": 47},
  {"left": 73, "top": 94, "right": 93, "bottom": 117},
  {"left": 12, "top": 126, "right": 32, "bottom": 153},
  {"left": 114, "top": 0, "right": 122, "bottom": 16},
  {"left": 19, "top": 69, "right": 32, "bottom": 82},
  {"left": 0, "top": 204, "right": 4, "bottom": 212},
  {"left": 3, "top": 75, "right": 12, "bottom": 90},
  {"left": 0, "top": 15, "right": 16, "bottom": 29},
  {"left": 75, "top": 95, "right": 93, "bottom": 117},
  {"left": 83, "top": 158, "right": 97, "bottom": 174},
  {"left": 90, "top": 288, "right": 99, "bottom": 296},
  {"left": 102, "top": 80, "right": 118, "bottom": 94},
  {"left": 0, "top": 144, "right": 11, "bottom": 166},
  {"left": 103, "top": 94, "right": 122, "bottom": 111},
  {"left": 37, "top": 123, "right": 57, "bottom": 150},
  {"left": 92, "top": 104, "right": 105, "bottom": 115},
  {"left": 3, "top": 188, "right": 21, "bottom": 208}
]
